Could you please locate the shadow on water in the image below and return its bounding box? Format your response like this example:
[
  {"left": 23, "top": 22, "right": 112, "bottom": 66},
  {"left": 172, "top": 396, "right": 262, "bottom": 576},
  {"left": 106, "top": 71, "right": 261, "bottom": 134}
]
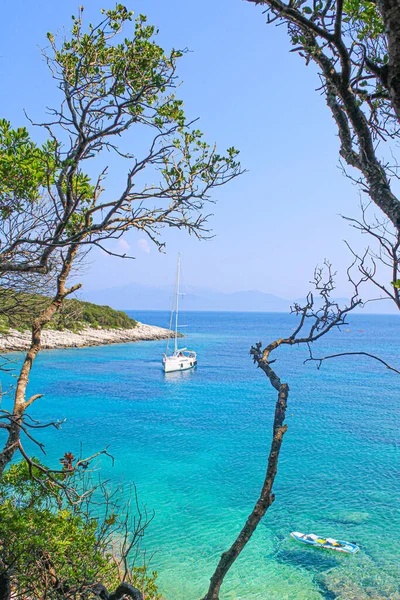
[
  {"left": 275, "top": 545, "right": 394, "bottom": 600},
  {"left": 316, "top": 585, "right": 338, "bottom": 600},
  {"left": 275, "top": 546, "right": 344, "bottom": 599},
  {"left": 275, "top": 545, "right": 339, "bottom": 572}
]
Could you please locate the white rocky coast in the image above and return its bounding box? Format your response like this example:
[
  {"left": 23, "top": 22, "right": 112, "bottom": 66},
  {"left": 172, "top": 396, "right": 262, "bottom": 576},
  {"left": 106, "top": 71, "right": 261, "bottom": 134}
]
[{"left": 0, "top": 322, "right": 173, "bottom": 353}]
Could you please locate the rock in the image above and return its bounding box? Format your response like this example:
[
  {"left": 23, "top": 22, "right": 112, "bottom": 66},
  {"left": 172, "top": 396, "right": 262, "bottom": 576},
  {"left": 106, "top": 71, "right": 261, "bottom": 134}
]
[
  {"left": 327, "top": 510, "right": 370, "bottom": 525},
  {"left": 0, "top": 322, "right": 174, "bottom": 353},
  {"left": 317, "top": 558, "right": 400, "bottom": 599}
]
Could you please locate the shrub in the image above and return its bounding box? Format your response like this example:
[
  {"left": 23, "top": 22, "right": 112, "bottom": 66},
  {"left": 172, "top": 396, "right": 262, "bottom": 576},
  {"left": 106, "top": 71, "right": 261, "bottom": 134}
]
[{"left": 0, "top": 460, "right": 160, "bottom": 599}]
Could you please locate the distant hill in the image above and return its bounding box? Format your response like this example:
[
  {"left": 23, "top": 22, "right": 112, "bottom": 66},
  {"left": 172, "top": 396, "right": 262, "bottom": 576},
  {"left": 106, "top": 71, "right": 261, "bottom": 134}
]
[
  {"left": 81, "top": 282, "right": 399, "bottom": 314},
  {"left": 82, "top": 283, "right": 291, "bottom": 312},
  {"left": 0, "top": 289, "right": 137, "bottom": 333}
]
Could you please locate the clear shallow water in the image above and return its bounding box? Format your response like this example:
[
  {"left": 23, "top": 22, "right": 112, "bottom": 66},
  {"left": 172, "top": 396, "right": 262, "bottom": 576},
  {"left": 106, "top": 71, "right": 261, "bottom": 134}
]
[{"left": 2, "top": 312, "right": 400, "bottom": 599}]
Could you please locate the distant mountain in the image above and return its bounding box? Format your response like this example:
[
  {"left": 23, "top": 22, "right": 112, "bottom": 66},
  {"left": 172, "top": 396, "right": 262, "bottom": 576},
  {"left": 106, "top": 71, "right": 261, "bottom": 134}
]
[
  {"left": 80, "top": 283, "right": 399, "bottom": 314},
  {"left": 81, "top": 283, "right": 291, "bottom": 312}
]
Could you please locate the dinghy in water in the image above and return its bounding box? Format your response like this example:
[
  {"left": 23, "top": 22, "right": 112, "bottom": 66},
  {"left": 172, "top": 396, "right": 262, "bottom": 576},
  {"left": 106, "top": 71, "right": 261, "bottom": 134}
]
[{"left": 290, "top": 531, "right": 359, "bottom": 554}]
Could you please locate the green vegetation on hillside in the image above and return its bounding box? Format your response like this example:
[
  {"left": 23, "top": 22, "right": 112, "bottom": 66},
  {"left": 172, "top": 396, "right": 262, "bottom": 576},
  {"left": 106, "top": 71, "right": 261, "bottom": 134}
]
[{"left": 0, "top": 289, "right": 137, "bottom": 333}]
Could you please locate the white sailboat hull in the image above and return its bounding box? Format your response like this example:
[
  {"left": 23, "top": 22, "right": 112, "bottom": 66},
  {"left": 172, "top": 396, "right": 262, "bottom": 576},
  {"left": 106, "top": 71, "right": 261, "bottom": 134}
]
[{"left": 163, "top": 351, "right": 197, "bottom": 373}]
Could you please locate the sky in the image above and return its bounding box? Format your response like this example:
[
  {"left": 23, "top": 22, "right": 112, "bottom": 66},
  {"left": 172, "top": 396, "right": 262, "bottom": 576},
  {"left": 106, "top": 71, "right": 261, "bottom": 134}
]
[{"left": 1, "top": 0, "right": 395, "bottom": 303}]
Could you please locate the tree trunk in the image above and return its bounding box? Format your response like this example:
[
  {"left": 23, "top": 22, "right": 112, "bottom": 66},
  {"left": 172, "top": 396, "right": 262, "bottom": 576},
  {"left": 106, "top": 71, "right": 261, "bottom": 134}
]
[
  {"left": 0, "top": 560, "right": 11, "bottom": 600},
  {"left": 378, "top": 0, "right": 400, "bottom": 123},
  {"left": 202, "top": 380, "right": 288, "bottom": 600},
  {"left": 0, "top": 247, "right": 80, "bottom": 477},
  {"left": 93, "top": 582, "right": 144, "bottom": 600},
  {"left": 0, "top": 319, "right": 42, "bottom": 476}
]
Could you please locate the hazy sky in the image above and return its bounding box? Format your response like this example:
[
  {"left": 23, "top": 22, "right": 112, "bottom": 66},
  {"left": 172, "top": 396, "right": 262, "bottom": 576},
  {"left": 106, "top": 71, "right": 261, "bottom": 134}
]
[{"left": 1, "top": 0, "right": 391, "bottom": 300}]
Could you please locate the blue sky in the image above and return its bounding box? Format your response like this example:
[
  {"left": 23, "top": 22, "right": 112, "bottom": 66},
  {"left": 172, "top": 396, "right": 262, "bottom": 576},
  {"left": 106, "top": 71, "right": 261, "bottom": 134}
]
[{"left": 1, "top": 0, "right": 387, "bottom": 301}]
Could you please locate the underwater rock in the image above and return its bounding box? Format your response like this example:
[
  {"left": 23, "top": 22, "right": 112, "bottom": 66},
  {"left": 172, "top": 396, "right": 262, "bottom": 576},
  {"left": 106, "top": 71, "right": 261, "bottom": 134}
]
[
  {"left": 317, "top": 557, "right": 400, "bottom": 600},
  {"left": 327, "top": 510, "right": 370, "bottom": 525}
]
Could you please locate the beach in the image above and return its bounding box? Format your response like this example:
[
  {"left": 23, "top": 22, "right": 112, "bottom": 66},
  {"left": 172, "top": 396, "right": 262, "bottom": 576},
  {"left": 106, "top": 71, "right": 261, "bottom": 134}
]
[{"left": 0, "top": 322, "right": 173, "bottom": 353}]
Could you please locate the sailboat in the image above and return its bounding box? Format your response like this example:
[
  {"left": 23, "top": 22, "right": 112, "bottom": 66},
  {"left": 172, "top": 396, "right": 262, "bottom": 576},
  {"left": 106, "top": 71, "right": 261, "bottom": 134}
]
[{"left": 163, "top": 255, "right": 197, "bottom": 373}]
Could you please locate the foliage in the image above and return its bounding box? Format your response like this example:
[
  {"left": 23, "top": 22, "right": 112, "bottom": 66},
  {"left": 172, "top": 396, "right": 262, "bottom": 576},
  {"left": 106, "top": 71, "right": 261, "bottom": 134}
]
[
  {"left": 0, "top": 460, "right": 160, "bottom": 599},
  {"left": 0, "top": 118, "right": 95, "bottom": 225},
  {"left": 0, "top": 288, "right": 137, "bottom": 333},
  {"left": 52, "top": 7, "right": 186, "bottom": 128},
  {"left": 0, "top": 120, "right": 54, "bottom": 219},
  {"left": 343, "top": 0, "right": 384, "bottom": 40},
  {"left": 0, "top": 4, "right": 241, "bottom": 276},
  {"left": 58, "top": 298, "right": 138, "bottom": 332}
]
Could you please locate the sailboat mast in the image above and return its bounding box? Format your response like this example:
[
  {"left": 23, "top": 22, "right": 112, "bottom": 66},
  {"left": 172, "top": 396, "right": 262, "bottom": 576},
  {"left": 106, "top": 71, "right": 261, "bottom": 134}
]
[
  {"left": 165, "top": 284, "right": 175, "bottom": 355},
  {"left": 174, "top": 254, "right": 181, "bottom": 353}
]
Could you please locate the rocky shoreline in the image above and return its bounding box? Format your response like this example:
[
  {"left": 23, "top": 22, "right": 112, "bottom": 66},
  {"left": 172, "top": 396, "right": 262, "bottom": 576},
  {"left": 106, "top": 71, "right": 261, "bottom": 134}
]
[{"left": 0, "top": 322, "right": 173, "bottom": 353}]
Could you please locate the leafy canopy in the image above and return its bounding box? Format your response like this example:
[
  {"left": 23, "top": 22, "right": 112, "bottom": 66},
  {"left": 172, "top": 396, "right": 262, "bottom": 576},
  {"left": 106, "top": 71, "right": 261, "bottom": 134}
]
[
  {"left": 1, "top": 4, "right": 241, "bottom": 267},
  {"left": 50, "top": 6, "right": 186, "bottom": 128},
  {"left": 0, "top": 120, "right": 54, "bottom": 218},
  {"left": 0, "top": 118, "right": 94, "bottom": 227},
  {"left": 343, "top": 0, "right": 384, "bottom": 41}
]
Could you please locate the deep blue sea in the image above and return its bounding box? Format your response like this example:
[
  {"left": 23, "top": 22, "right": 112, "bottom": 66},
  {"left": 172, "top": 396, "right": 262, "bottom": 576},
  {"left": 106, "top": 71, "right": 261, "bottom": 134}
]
[{"left": 2, "top": 312, "right": 400, "bottom": 599}]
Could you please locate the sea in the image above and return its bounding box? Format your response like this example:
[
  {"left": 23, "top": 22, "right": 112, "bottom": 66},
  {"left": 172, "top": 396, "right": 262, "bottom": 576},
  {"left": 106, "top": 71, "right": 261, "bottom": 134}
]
[{"left": 2, "top": 311, "right": 400, "bottom": 600}]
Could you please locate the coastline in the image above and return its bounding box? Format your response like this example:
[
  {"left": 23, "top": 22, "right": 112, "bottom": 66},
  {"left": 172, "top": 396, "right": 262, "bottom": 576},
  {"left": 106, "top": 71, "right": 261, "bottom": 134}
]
[{"left": 0, "top": 322, "right": 173, "bottom": 353}]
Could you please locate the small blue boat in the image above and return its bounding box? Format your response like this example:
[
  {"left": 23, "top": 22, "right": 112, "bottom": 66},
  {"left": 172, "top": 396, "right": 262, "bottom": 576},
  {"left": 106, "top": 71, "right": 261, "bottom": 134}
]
[{"left": 290, "top": 531, "right": 360, "bottom": 554}]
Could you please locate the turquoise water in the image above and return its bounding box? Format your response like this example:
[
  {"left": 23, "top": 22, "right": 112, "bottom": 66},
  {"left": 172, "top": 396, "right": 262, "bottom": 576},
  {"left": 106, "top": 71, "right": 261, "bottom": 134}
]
[{"left": 2, "top": 312, "right": 400, "bottom": 599}]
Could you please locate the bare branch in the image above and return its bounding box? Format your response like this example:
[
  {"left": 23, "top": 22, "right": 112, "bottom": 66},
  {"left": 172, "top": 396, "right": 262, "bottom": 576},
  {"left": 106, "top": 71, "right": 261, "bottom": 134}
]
[
  {"left": 203, "top": 263, "right": 373, "bottom": 599},
  {"left": 305, "top": 348, "right": 400, "bottom": 374}
]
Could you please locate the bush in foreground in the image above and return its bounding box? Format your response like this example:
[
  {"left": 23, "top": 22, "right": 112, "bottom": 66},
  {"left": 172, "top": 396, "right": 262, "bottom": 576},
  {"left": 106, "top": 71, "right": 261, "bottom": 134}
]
[{"left": 0, "top": 460, "right": 160, "bottom": 600}]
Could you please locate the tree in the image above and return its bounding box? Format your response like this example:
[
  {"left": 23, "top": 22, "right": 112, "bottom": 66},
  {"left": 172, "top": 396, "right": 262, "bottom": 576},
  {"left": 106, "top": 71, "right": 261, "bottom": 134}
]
[
  {"left": 248, "top": 0, "right": 400, "bottom": 224},
  {"left": 0, "top": 7, "right": 241, "bottom": 275},
  {"left": 377, "top": 0, "right": 400, "bottom": 121},
  {"left": 203, "top": 264, "right": 399, "bottom": 600},
  {"left": 246, "top": 0, "right": 400, "bottom": 308},
  {"left": 0, "top": 5, "right": 241, "bottom": 476}
]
